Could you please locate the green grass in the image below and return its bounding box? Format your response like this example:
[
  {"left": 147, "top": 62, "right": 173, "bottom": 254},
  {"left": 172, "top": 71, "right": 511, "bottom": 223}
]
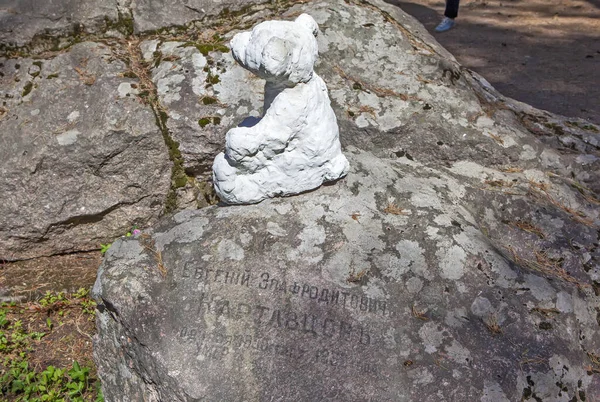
[{"left": 0, "top": 289, "right": 102, "bottom": 401}]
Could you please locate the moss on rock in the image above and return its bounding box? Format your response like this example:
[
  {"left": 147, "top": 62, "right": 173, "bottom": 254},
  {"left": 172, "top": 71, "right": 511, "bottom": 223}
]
[{"left": 22, "top": 82, "right": 34, "bottom": 97}]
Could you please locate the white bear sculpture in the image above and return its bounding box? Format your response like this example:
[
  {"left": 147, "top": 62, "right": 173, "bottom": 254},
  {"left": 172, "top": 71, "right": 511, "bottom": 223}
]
[{"left": 212, "top": 14, "right": 350, "bottom": 204}]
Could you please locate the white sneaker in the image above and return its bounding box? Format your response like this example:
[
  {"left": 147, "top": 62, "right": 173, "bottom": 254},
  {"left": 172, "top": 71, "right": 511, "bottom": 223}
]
[{"left": 435, "top": 17, "right": 455, "bottom": 32}]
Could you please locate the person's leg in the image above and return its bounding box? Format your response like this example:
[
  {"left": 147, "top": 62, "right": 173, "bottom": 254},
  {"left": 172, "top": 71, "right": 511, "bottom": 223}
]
[
  {"left": 436, "top": 0, "right": 459, "bottom": 32},
  {"left": 444, "top": 0, "right": 460, "bottom": 19}
]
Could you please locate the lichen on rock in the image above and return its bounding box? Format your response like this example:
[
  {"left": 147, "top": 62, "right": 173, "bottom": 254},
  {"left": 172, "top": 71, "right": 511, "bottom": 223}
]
[{"left": 92, "top": 1, "right": 599, "bottom": 401}]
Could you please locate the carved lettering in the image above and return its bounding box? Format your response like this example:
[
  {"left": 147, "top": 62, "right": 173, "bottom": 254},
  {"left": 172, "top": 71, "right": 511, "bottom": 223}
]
[
  {"left": 350, "top": 295, "right": 359, "bottom": 309},
  {"left": 225, "top": 271, "right": 240, "bottom": 285},
  {"left": 315, "top": 348, "right": 343, "bottom": 367},
  {"left": 268, "top": 310, "right": 283, "bottom": 327},
  {"left": 270, "top": 279, "right": 286, "bottom": 293},
  {"left": 215, "top": 299, "right": 230, "bottom": 317},
  {"left": 339, "top": 321, "right": 353, "bottom": 342},
  {"left": 360, "top": 296, "right": 369, "bottom": 312},
  {"left": 241, "top": 271, "right": 251, "bottom": 287},
  {"left": 192, "top": 292, "right": 377, "bottom": 347},
  {"left": 237, "top": 303, "right": 251, "bottom": 317},
  {"left": 285, "top": 312, "right": 299, "bottom": 330},
  {"left": 254, "top": 305, "right": 270, "bottom": 321},
  {"left": 379, "top": 301, "right": 387, "bottom": 316},
  {"left": 360, "top": 362, "right": 378, "bottom": 375},
  {"left": 259, "top": 272, "right": 270, "bottom": 289},
  {"left": 318, "top": 289, "right": 329, "bottom": 303},
  {"left": 183, "top": 267, "right": 389, "bottom": 316},
  {"left": 301, "top": 284, "right": 311, "bottom": 298},
  {"left": 302, "top": 313, "right": 318, "bottom": 336},
  {"left": 341, "top": 292, "right": 349, "bottom": 307},
  {"left": 368, "top": 297, "right": 378, "bottom": 313},
  {"left": 330, "top": 290, "right": 339, "bottom": 304},
  {"left": 194, "top": 267, "right": 204, "bottom": 280},
  {"left": 359, "top": 328, "right": 371, "bottom": 345},
  {"left": 198, "top": 292, "right": 212, "bottom": 313},
  {"left": 322, "top": 318, "right": 335, "bottom": 338}
]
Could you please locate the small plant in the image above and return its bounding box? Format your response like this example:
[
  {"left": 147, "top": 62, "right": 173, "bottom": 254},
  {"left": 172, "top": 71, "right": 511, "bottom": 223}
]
[
  {"left": 100, "top": 226, "right": 142, "bottom": 255},
  {"left": 0, "top": 308, "right": 9, "bottom": 328},
  {"left": 80, "top": 299, "right": 97, "bottom": 318},
  {"left": 100, "top": 243, "right": 111, "bottom": 255},
  {"left": 125, "top": 226, "right": 141, "bottom": 238},
  {"left": 1, "top": 289, "right": 102, "bottom": 400},
  {"left": 73, "top": 288, "right": 89, "bottom": 299},
  {"left": 198, "top": 116, "right": 221, "bottom": 128},
  {"left": 39, "top": 290, "right": 67, "bottom": 307},
  {"left": 1, "top": 360, "right": 96, "bottom": 400}
]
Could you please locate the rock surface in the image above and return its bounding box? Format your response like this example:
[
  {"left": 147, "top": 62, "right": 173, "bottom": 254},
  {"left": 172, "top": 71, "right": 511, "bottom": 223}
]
[
  {"left": 0, "top": 0, "right": 279, "bottom": 261},
  {"left": 0, "top": 42, "right": 171, "bottom": 260},
  {"left": 93, "top": 0, "right": 600, "bottom": 401},
  {"left": 0, "top": 0, "right": 119, "bottom": 48},
  {"left": 0, "top": 0, "right": 271, "bottom": 51},
  {"left": 131, "top": 0, "right": 270, "bottom": 33}
]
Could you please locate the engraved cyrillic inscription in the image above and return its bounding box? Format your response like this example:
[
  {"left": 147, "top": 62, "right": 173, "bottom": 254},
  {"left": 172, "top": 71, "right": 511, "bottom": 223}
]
[
  {"left": 181, "top": 265, "right": 390, "bottom": 317},
  {"left": 191, "top": 292, "right": 372, "bottom": 346}
]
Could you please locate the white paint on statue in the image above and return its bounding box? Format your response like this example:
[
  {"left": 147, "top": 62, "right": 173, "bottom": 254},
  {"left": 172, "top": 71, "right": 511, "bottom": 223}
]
[{"left": 212, "top": 14, "right": 349, "bottom": 204}]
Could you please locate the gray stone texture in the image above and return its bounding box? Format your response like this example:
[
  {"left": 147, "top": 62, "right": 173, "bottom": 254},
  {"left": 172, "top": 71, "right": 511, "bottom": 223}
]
[
  {"left": 141, "top": 39, "right": 264, "bottom": 178},
  {"left": 131, "top": 0, "right": 270, "bottom": 33},
  {"left": 0, "top": 0, "right": 119, "bottom": 48},
  {"left": 0, "top": 0, "right": 278, "bottom": 261},
  {"left": 0, "top": 0, "right": 269, "bottom": 51},
  {"left": 0, "top": 42, "right": 171, "bottom": 260},
  {"left": 93, "top": 0, "right": 600, "bottom": 401}
]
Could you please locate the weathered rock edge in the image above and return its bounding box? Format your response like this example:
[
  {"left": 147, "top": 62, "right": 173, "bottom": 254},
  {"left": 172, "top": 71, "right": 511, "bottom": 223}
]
[
  {"left": 0, "top": 3, "right": 304, "bottom": 261},
  {"left": 0, "top": 42, "right": 172, "bottom": 261},
  {"left": 0, "top": 0, "right": 273, "bottom": 56},
  {"left": 0, "top": 0, "right": 324, "bottom": 263},
  {"left": 93, "top": 0, "right": 600, "bottom": 401}
]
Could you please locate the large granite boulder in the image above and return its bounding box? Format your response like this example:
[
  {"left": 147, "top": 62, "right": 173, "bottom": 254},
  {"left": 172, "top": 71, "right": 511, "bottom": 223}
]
[
  {"left": 93, "top": 0, "right": 600, "bottom": 401},
  {"left": 0, "top": 0, "right": 119, "bottom": 49},
  {"left": 0, "top": 0, "right": 271, "bottom": 52},
  {"left": 131, "top": 0, "right": 271, "bottom": 33},
  {"left": 0, "top": 0, "right": 290, "bottom": 262},
  {"left": 0, "top": 42, "right": 171, "bottom": 260}
]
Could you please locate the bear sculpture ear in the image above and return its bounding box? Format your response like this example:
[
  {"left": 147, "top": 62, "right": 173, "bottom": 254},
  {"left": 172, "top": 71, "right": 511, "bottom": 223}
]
[
  {"left": 230, "top": 31, "right": 252, "bottom": 65},
  {"left": 295, "top": 13, "right": 319, "bottom": 37},
  {"left": 260, "top": 36, "right": 292, "bottom": 78}
]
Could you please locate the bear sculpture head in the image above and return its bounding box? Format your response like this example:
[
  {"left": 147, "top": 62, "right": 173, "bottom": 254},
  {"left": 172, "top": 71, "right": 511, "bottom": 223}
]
[{"left": 230, "top": 14, "right": 319, "bottom": 85}]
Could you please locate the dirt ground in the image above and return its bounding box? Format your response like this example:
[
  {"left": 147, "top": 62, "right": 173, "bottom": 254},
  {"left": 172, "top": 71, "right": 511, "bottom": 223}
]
[
  {"left": 0, "top": 252, "right": 102, "bottom": 303},
  {"left": 385, "top": 0, "right": 600, "bottom": 124}
]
